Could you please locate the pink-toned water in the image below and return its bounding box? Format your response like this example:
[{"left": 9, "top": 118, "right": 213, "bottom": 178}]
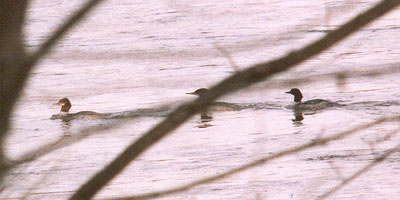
[{"left": 3, "top": 0, "right": 400, "bottom": 199}]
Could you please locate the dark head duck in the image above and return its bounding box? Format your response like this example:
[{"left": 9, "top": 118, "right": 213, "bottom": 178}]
[
  {"left": 51, "top": 98, "right": 106, "bottom": 121},
  {"left": 285, "top": 88, "right": 339, "bottom": 110},
  {"left": 286, "top": 88, "right": 303, "bottom": 103},
  {"left": 186, "top": 88, "right": 242, "bottom": 111}
]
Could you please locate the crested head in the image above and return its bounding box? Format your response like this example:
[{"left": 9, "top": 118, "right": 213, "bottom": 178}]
[
  {"left": 186, "top": 88, "right": 210, "bottom": 97},
  {"left": 54, "top": 97, "right": 72, "bottom": 113},
  {"left": 286, "top": 88, "right": 303, "bottom": 103}
]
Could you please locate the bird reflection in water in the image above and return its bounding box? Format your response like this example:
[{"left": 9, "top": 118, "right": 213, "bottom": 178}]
[
  {"left": 197, "top": 112, "right": 213, "bottom": 128},
  {"left": 61, "top": 120, "right": 72, "bottom": 136},
  {"left": 292, "top": 109, "right": 304, "bottom": 126},
  {"left": 285, "top": 88, "right": 341, "bottom": 126},
  {"left": 186, "top": 89, "right": 219, "bottom": 128}
]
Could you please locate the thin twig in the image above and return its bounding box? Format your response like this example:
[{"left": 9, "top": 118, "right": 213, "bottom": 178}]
[
  {"left": 265, "top": 62, "right": 400, "bottom": 89},
  {"left": 214, "top": 44, "right": 240, "bottom": 71},
  {"left": 7, "top": 104, "right": 171, "bottom": 169},
  {"left": 328, "top": 161, "right": 345, "bottom": 180},
  {"left": 106, "top": 116, "right": 400, "bottom": 200},
  {"left": 9, "top": 121, "right": 119, "bottom": 168},
  {"left": 317, "top": 141, "right": 400, "bottom": 200}
]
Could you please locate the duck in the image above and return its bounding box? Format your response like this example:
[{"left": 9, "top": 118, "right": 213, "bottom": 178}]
[
  {"left": 50, "top": 98, "right": 106, "bottom": 121},
  {"left": 285, "top": 88, "right": 340, "bottom": 110},
  {"left": 186, "top": 88, "right": 242, "bottom": 111}
]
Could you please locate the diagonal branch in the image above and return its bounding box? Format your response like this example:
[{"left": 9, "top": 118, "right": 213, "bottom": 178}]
[
  {"left": 7, "top": 105, "right": 171, "bottom": 169},
  {"left": 26, "top": 0, "right": 105, "bottom": 69},
  {"left": 70, "top": 1, "right": 400, "bottom": 199},
  {"left": 317, "top": 141, "right": 400, "bottom": 200},
  {"left": 0, "top": 0, "right": 106, "bottom": 180},
  {"left": 0, "top": 0, "right": 30, "bottom": 179},
  {"left": 105, "top": 116, "right": 400, "bottom": 200}
]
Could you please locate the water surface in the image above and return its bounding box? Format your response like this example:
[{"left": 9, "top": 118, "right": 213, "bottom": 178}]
[{"left": 3, "top": 0, "right": 400, "bottom": 199}]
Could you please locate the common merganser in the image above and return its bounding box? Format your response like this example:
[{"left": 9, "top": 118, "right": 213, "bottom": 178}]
[
  {"left": 186, "top": 88, "right": 242, "bottom": 111},
  {"left": 50, "top": 98, "right": 106, "bottom": 121},
  {"left": 285, "top": 88, "right": 339, "bottom": 110}
]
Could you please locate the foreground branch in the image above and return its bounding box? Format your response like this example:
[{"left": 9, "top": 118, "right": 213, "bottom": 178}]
[
  {"left": 26, "top": 0, "right": 105, "bottom": 70},
  {"left": 70, "top": 1, "right": 400, "bottom": 199},
  {"left": 0, "top": 0, "right": 29, "bottom": 181},
  {"left": 105, "top": 116, "right": 400, "bottom": 200},
  {"left": 8, "top": 106, "right": 170, "bottom": 168},
  {"left": 318, "top": 141, "right": 400, "bottom": 200},
  {"left": 0, "top": 0, "right": 105, "bottom": 179}
]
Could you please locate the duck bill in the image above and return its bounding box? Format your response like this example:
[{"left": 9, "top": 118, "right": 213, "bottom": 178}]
[
  {"left": 285, "top": 91, "right": 291, "bottom": 94},
  {"left": 186, "top": 92, "right": 196, "bottom": 95},
  {"left": 53, "top": 102, "right": 62, "bottom": 106}
]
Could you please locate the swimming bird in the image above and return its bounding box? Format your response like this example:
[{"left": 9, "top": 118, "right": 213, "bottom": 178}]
[
  {"left": 186, "top": 88, "right": 242, "bottom": 111},
  {"left": 50, "top": 98, "right": 106, "bottom": 121},
  {"left": 285, "top": 88, "right": 339, "bottom": 110}
]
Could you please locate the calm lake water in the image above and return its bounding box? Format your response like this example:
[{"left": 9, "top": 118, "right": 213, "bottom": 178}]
[{"left": 3, "top": 0, "right": 400, "bottom": 199}]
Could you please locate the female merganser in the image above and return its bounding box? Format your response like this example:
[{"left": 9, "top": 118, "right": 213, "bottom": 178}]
[
  {"left": 285, "top": 88, "right": 339, "bottom": 110},
  {"left": 186, "top": 88, "right": 242, "bottom": 111},
  {"left": 50, "top": 98, "right": 106, "bottom": 121}
]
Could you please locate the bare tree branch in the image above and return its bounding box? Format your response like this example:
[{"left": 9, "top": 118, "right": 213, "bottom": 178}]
[
  {"left": 0, "top": 0, "right": 105, "bottom": 181},
  {"left": 0, "top": 0, "right": 30, "bottom": 183},
  {"left": 214, "top": 44, "right": 240, "bottom": 71},
  {"left": 9, "top": 61, "right": 400, "bottom": 173},
  {"left": 105, "top": 116, "right": 400, "bottom": 200},
  {"left": 9, "top": 60, "right": 400, "bottom": 170},
  {"left": 318, "top": 142, "right": 400, "bottom": 200},
  {"left": 264, "top": 62, "right": 400, "bottom": 89},
  {"left": 9, "top": 121, "right": 119, "bottom": 168},
  {"left": 69, "top": 1, "right": 400, "bottom": 199},
  {"left": 7, "top": 104, "right": 171, "bottom": 168},
  {"left": 26, "top": 0, "right": 105, "bottom": 70}
]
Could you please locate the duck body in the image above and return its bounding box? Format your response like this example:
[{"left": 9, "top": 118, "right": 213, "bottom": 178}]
[
  {"left": 186, "top": 88, "right": 243, "bottom": 112},
  {"left": 209, "top": 102, "right": 242, "bottom": 111},
  {"left": 286, "top": 88, "right": 340, "bottom": 111},
  {"left": 50, "top": 111, "right": 106, "bottom": 121},
  {"left": 51, "top": 98, "right": 107, "bottom": 121},
  {"left": 293, "top": 99, "right": 339, "bottom": 110}
]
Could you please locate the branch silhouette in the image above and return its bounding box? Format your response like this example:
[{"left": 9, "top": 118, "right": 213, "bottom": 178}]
[
  {"left": 265, "top": 62, "right": 400, "bottom": 89},
  {"left": 0, "top": 0, "right": 105, "bottom": 180},
  {"left": 104, "top": 115, "right": 400, "bottom": 200},
  {"left": 317, "top": 141, "right": 400, "bottom": 200},
  {"left": 70, "top": 1, "right": 400, "bottom": 199},
  {"left": 7, "top": 60, "right": 400, "bottom": 171},
  {"left": 7, "top": 105, "right": 171, "bottom": 169},
  {"left": 26, "top": 0, "right": 105, "bottom": 70},
  {"left": 0, "top": 0, "right": 29, "bottom": 180}
]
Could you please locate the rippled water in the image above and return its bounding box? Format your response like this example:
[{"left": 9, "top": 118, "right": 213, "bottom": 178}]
[{"left": 3, "top": 0, "right": 400, "bottom": 199}]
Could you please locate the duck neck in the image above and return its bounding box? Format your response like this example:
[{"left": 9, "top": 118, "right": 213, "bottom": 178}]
[
  {"left": 60, "top": 103, "right": 71, "bottom": 113},
  {"left": 294, "top": 95, "right": 302, "bottom": 103}
]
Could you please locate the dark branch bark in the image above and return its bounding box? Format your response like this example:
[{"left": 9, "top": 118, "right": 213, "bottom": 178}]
[
  {"left": 0, "top": 0, "right": 29, "bottom": 182},
  {"left": 0, "top": 0, "right": 105, "bottom": 184},
  {"left": 110, "top": 116, "right": 400, "bottom": 200},
  {"left": 70, "top": 1, "right": 400, "bottom": 199},
  {"left": 318, "top": 141, "right": 400, "bottom": 200}
]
